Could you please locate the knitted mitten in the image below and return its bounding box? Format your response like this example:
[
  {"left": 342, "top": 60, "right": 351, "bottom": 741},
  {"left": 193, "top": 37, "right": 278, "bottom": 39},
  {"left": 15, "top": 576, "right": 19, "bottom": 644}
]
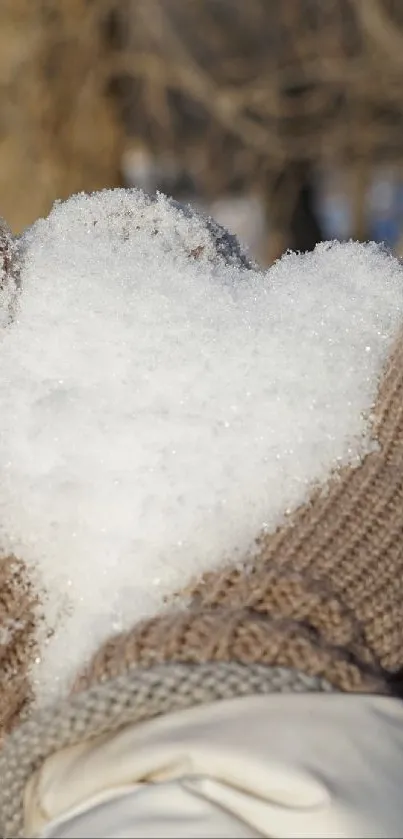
[
  {"left": 1, "top": 319, "right": 402, "bottom": 839},
  {"left": 0, "top": 190, "right": 402, "bottom": 839},
  {"left": 0, "top": 189, "right": 254, "bottom": 742},
  {"left": 75, "top": 323, "right": 403, "bottom": 696}
]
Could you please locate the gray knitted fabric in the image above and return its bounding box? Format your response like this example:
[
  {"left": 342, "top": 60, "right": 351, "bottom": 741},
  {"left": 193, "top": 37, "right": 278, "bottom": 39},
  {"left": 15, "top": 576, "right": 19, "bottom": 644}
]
[{"left": 0, "top": 661, "right": 335, "bottom": 839}]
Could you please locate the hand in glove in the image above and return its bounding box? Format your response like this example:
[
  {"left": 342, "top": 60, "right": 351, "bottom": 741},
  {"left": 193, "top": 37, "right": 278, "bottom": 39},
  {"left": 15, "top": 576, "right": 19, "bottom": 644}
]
[{"left": 0, "top": 189, "right": 402, "bottom": 838}]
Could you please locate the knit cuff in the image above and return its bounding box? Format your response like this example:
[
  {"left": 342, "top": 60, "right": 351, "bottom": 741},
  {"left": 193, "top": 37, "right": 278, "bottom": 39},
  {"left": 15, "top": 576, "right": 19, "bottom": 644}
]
[
  {"left": 0, "top": 661, "right": 335, "bottom": 839},
  {"left": 73, "top": 606, "right": 389, "bottom": 698}
]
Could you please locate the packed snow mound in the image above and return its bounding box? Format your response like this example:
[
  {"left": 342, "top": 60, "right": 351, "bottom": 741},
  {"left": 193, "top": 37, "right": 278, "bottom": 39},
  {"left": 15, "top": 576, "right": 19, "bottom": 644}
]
[
  {"left": 19, "top": 188, "right": 254, "bottom": 272},
  {"left": 0, "top": 188, "right": 402, "bottom": 706}
]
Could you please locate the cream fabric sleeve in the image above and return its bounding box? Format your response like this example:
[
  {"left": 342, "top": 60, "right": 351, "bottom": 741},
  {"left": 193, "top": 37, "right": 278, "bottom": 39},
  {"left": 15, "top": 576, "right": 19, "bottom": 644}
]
[{"left": 25, "top": 692, "right": 403, "bottom": 839}]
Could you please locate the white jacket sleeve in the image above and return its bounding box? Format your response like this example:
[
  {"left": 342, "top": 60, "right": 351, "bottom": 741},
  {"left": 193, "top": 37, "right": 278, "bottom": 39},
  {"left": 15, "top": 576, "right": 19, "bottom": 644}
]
[{"left": 25, "top": 692, "right": 403, "bottom": 838}]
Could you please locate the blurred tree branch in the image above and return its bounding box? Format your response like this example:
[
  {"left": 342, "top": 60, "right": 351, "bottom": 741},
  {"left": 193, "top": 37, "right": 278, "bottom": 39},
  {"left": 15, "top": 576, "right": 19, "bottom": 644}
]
[
  {"left": 108, "top": 0, "right": 403, "bottom": 252},
  {"left": 1, "top": 0, "right": 403, "bottom": 252}
]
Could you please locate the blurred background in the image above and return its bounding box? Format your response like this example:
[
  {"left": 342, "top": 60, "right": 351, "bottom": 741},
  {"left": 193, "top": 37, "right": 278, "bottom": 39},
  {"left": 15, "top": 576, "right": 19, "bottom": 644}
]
[{"left": 2, "top": 0, "right": 403, "bottom": 265}]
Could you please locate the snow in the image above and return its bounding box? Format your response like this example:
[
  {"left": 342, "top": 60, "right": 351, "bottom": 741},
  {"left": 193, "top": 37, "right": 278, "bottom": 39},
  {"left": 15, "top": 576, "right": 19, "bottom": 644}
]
[
  {"left": 0, "top": 619, "right": 24, "bottom": 647},
  {"left": 0, "top": 188, "right": 402, "bottom": 706}
]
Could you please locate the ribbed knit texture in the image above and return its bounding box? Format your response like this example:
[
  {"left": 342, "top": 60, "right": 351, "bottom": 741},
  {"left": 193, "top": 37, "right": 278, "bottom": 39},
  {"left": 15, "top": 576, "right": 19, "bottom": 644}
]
[
  {"left": 0, "top": 662, "right": 335, "bottom": 839},
  {"left": 0, "top": 557, "right": 36, "bottom": 746}
]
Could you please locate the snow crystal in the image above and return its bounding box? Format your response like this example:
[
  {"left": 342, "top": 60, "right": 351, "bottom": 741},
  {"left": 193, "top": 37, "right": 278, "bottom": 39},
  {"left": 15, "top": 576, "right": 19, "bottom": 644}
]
[{"left": 0, "top": 188, "right": 402, "bottom": 706}]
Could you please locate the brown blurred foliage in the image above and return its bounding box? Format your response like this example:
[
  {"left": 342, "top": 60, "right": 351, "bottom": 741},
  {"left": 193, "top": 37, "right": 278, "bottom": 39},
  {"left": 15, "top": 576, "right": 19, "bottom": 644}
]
[
  {"left": 0, "top": 0, "right": 123, "bottom": 232},
  {"left": 1, "top": 0, "right": 403, "bottom": 256}
]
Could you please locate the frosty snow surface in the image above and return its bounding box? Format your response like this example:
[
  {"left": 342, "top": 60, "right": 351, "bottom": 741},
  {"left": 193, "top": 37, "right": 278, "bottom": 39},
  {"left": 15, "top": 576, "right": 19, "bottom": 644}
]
[{"left": 0, "top": 188, "right": 402, "bottom": 706}]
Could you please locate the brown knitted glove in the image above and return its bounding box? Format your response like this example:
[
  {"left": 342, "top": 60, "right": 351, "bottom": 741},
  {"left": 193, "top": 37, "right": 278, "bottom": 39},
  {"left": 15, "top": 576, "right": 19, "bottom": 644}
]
[
  {"left": 1, "top": 190, "right": 403, "bottom": 753},
  {"left": 70, "top": 217, "right": 403, "bottom": 698},
  {"left": 75, "top": 323, "right": 403, "bottom": 697},
  {"left": 0, "top": 556, "right": 37, "bottom": 741},
  {"left": 0, "top": 192, "right": 255, "bottom": 742}
]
